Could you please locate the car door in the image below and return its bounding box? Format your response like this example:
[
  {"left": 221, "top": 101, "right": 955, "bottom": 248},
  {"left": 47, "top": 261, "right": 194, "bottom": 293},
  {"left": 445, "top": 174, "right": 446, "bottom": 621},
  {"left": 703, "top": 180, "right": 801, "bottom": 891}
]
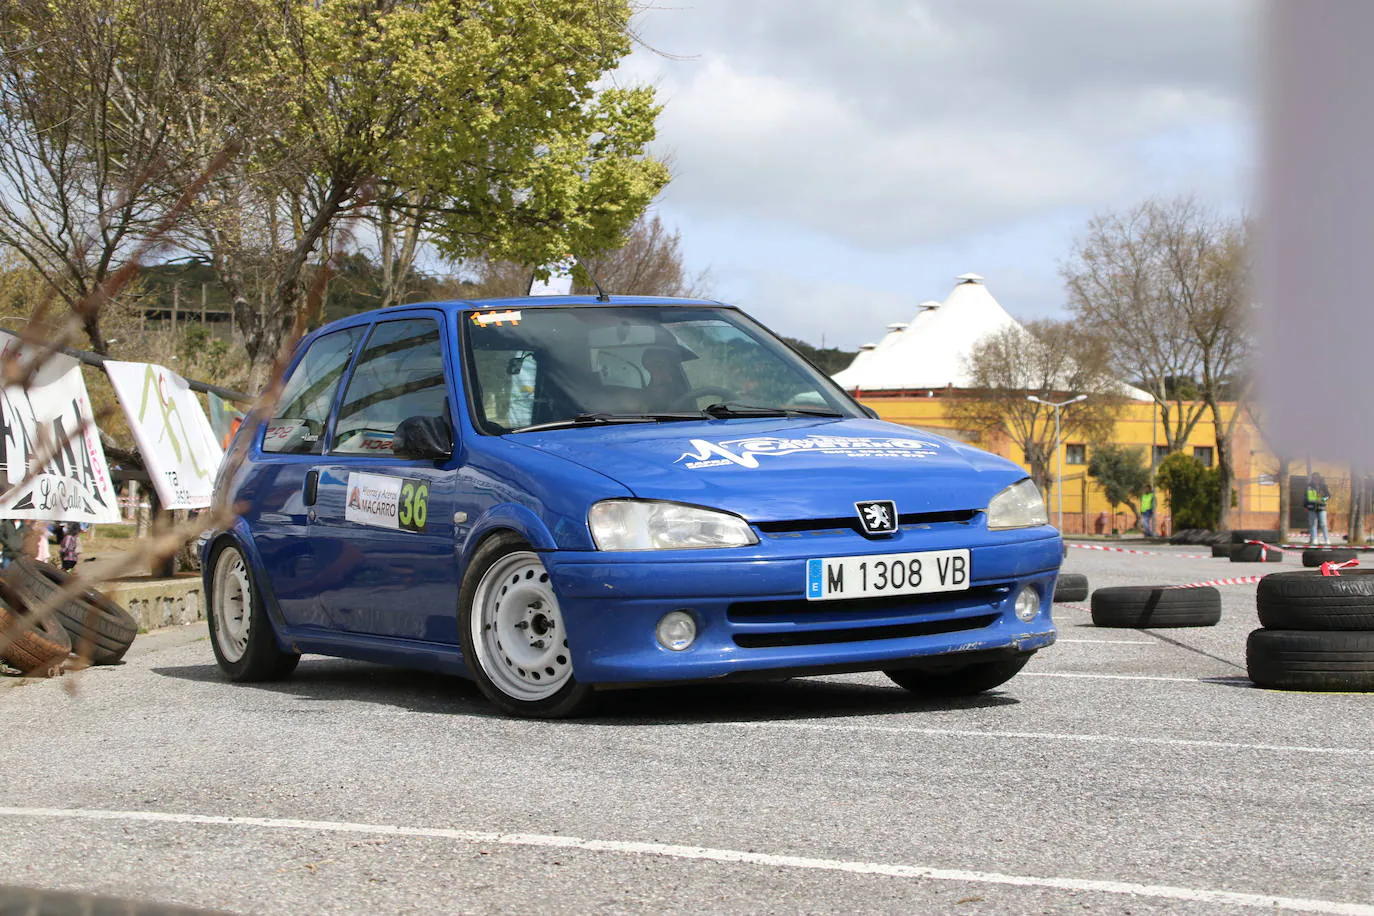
[
  {"left": 245, "top": 324, "right": 365, "bottom": 631},
  {"left": 307, "top": 312, "right": 468, "bottom": 643}
]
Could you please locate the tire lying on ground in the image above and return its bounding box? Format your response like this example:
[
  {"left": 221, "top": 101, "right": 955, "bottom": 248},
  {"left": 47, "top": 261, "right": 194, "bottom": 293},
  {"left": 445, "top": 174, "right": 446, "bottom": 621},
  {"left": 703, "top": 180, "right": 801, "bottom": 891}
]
[
  {"left": 1302, "top": 547, "right": 1359, "bottom": 568},
  {"left": 1230, "top": 544, "right": 1284, "bottom": 563},
  {"left": 1231, "top": 528, "right": 1281, "bottom": 544},
  {"left": 1053, "top": 572, "right": 1089, "bottom": 603},
  {"left": 1246, "top": 628, "right": 1374, "bottom": 691},
  {"left": 1211, "top": 543, "right": 1236, "bottom": 559},
  {"left": 1090, "top": 585, "right": 1222, "bottom": 628},
  {"left": 1256, "top": 569, "right": 1374, "bottom": 629},
  {"left": 0, "top": 599, "right": 71, "bottom": 673},
  {"left": 2, "top": 559, "right": 137, "bottom": 664}
]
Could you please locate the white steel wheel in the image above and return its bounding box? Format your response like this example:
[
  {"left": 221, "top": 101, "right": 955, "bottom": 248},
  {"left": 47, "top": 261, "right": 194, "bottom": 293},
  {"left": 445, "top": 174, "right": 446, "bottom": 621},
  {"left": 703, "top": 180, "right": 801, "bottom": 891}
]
[
  {"left": 212, "top": 546, "right": 253, "bottom": 663},
  {"left": 469, "top": 551, "right": 573, "bottom": 702}
]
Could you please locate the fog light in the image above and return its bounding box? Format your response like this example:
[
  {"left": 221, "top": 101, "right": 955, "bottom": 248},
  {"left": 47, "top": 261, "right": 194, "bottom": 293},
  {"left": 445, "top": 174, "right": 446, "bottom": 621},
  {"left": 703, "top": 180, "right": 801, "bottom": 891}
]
[
  {"left": 1014, "top": 587, "right": 1041, "bottom": 622},
  {"left": 656, "top": 611, "right": 697, "bottom": 651}
]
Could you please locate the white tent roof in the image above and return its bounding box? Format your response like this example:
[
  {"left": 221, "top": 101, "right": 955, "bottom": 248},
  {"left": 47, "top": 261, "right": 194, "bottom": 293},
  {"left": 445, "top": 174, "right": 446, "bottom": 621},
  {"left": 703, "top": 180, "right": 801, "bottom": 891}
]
[
  {"left": 833, "top": 274, "right": 1019, "bottom": 391},
  {"left": 831, "top": 274, "right": 1152, "bottom": 400}
]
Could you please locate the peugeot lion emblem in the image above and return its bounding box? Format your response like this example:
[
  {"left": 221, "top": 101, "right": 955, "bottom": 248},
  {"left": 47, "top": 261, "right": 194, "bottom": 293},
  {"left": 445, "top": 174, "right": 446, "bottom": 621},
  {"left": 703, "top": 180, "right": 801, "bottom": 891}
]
[{"left": 855, "top": 500, "right": 898, "bottom": 537}]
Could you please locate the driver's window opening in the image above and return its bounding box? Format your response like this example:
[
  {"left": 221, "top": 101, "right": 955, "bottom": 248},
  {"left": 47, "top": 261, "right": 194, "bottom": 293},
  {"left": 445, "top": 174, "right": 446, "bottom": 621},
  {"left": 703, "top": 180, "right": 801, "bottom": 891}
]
[
  {"left": 330, "top": 318, "right": 451, "bottom": 455},
  {"left": 464, "top": 307, "right": 852, "bottom": 434}
]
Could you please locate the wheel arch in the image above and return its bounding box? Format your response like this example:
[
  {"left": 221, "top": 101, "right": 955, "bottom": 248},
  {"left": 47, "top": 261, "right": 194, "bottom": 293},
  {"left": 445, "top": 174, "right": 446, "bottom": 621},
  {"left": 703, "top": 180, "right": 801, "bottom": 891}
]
[
  {"left": 202, "top": 522, "right": 293, "bottom": 639},
  {"left": 460, "top": 503, "right": 559, "bottom": 568}
]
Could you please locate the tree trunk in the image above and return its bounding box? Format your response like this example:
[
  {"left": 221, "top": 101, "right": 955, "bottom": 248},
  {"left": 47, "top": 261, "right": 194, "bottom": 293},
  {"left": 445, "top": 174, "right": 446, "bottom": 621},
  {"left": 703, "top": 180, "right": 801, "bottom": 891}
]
[
  {"left": 1208, "top": 400, "right": 1237, "bottom": 533},
  {"left": 1277, "top": 455, "right": 1291, "bottom": 540},
  {"left": 1349, "top": 465, "right": 1365, "bottom": 546}
]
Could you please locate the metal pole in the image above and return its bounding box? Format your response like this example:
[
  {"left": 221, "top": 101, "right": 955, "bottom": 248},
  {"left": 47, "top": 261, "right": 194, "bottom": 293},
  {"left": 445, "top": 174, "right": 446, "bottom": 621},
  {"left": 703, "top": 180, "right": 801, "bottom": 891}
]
[{"left": 1056, "top": 405, "right": 1064, "bottom": 532}]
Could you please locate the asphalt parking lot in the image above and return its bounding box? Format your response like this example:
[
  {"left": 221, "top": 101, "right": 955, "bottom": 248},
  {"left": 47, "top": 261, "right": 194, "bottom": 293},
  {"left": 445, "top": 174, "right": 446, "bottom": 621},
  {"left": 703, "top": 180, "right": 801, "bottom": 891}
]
[{"left": 2, "top": 544, "right": 1372, "bottom": 915}]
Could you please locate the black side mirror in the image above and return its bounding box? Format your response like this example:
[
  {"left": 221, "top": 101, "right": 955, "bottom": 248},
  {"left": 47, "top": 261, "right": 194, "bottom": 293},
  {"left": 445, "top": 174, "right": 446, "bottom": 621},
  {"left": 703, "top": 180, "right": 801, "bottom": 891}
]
[{"left": 392, "top": 415, "right": 453, "bottom": 461}]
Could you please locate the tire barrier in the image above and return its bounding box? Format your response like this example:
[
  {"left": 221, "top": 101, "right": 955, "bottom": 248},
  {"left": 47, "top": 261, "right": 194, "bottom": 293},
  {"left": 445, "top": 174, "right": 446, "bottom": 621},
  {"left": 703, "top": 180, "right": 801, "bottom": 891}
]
[
  {"left": 1053, "top": 572, "right": 1089, "bottom": 603},
  {"left": 1211, "top": 543, "right": 1235, "bottom": 559},
  {"left": 1246, "top": 629, "right": 1374, "bottom": 692},
  {"left": 3, "top": 559, "right": 137, "bottom": 665},
  {"left": 0, "top": 600, "right": 71, "bottom": 673},
  {"left": 1230, "top": 543, "right": 1284, "bottom": 563},
  {"left": 1302, "top": 547, "right": 1359, "bottom": 568},
  {"left": 1090, "top": 585, "right": 1222, "bottom": 628},
  {"left": 1231, "top": 529, "right": 1281, "bottom": 545},
  {"left": 1247, "top": 568, "right": 1374, "bottom": 692}
]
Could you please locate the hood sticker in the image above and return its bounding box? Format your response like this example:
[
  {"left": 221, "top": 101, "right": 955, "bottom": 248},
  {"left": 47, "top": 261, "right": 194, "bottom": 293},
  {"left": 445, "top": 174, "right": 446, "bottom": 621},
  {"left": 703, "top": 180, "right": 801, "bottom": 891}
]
[{"left": 677, "top": 435, "right": 940, "bottom": 470}]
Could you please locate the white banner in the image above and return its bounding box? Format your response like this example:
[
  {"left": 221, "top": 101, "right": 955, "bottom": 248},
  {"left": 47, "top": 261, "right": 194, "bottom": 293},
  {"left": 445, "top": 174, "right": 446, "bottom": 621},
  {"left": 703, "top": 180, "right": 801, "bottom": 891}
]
[
  {"left": 105, "top": 361, "right": 224, "bottom": 509},
  {"left": 0, "top": 333, "right": 119, "bottom": 522}
]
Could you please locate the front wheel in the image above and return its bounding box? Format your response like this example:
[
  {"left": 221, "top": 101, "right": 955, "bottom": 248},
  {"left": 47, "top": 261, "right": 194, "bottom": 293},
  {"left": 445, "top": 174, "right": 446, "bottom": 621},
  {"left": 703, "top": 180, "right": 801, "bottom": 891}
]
[
  {"left": 207, "top": 541, "right": 299, "bottom": 682},
  {"left": 884, "top": 653, "right": 1032, "bottom": 697},
  {"left": 459, "top": 535, "right": 594, "bottom": 718}
]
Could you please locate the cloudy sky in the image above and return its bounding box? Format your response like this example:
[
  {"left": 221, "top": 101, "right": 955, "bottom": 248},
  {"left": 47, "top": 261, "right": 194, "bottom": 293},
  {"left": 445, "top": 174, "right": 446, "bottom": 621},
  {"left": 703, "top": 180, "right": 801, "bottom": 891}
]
[{"left": 614, "top": 0, "right": 1258, "bottom": 349}]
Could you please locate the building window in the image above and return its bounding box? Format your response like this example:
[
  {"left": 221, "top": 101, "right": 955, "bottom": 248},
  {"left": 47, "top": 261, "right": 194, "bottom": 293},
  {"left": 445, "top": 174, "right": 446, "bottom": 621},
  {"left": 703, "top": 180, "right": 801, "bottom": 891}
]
[
  {"left": 1152, "top": 445, "right": 1170, "bottom": 467},
  {"left": 1065, "top": 443, "right": 1086, "bottom": 465},
  {"left": 1193, "top": 446, "right": 1214, "bottom": 467}
]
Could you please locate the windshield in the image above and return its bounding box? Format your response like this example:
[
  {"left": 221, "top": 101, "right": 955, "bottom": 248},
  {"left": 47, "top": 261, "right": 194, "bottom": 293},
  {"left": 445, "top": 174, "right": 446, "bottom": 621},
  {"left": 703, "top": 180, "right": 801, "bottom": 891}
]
[{"left": 461, "top": 305, "right": 862, "bottom": 434}]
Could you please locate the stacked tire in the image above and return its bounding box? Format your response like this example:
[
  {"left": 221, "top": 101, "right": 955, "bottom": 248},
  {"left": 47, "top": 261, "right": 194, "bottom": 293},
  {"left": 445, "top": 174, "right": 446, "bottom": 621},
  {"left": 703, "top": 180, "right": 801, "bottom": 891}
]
[
  {"left": 1, "top": 560, "right": 137, "bottom": 667},
  {"left": 1231, "top": 543, "right": 1283, "bottom": 563},
  {"left": 1302, "top": 547, "right": 1358, "bottom": 568},
  {"left": 1090, "top": 586, "right": 1222, "bottom": 628},
  {"left": 1053, "top": 573, "right": 1089, "bottom": 603},
  {"left": 1248, "top": 570, "right": 1374, "bottom": 691}
]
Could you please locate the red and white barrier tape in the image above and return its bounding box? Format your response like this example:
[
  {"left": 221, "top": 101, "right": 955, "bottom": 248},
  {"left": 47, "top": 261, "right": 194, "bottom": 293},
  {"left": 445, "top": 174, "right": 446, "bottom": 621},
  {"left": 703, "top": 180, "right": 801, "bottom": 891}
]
[
  {"left": 1066, "top": 543, "right": 1210, "bottom": 560},
  {"left": 1167, "top": 575, "right": 1265, "bottom": 589},
  {"left": 1279, "top": 543, "right": 1374, "bottom": 551},
  {"left": 1244, "top": 539, "right": 1280, "bottom": 560},
  {"left": 1321, "top": 558, "right": 1360, "bottom": 577}
]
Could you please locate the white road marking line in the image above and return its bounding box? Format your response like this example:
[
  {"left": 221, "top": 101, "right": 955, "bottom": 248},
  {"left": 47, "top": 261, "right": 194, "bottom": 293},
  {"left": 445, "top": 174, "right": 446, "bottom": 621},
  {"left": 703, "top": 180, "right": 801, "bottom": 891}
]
[
  {"left": 1024, "top": 671, "right": 1222, "bottom": 683},
  {"left": 734, "top": 721, "right": 1373, "bottom": 757},
  {"left": 0, "top": 807, "right": 1368, "bottom": 915},
  {"left": 1055, "top": 638, "right": 1153, "bottom": 645}
]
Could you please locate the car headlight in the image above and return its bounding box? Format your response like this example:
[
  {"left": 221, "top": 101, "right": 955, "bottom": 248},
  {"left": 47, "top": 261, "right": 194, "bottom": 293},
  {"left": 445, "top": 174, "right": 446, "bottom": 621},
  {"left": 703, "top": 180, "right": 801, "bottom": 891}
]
[
  {"left": 588, "top": 500, "right": 759, "bottom": 551},
  {"left": 987, "top": 479, "right": 1050, "bottom": 530}
]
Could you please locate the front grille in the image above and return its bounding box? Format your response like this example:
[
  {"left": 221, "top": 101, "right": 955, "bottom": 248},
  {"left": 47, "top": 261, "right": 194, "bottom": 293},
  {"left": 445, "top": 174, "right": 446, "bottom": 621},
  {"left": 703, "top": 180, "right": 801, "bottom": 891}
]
[
  {"left": 732, "top": 613, "right": 998, "bottom": 648},
  {"left": 727, "top": 585, "right": 1006, "bottom": 621},
  {"left": 755, "top": 509, "right": 978, "bottom": 537}
]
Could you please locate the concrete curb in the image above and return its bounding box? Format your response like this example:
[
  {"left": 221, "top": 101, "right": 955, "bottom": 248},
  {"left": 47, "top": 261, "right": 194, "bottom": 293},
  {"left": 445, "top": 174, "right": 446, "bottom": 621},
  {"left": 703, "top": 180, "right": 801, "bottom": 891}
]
[{"left": 101, "top": 577, "right": 204, "bottom": 631}]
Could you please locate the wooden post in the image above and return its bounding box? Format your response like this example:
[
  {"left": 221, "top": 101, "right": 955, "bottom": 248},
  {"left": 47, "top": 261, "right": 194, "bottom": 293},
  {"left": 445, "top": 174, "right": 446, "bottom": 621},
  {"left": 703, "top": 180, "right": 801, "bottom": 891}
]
[
  {"left": 201, "top": 282, "right": 207, "bottom": 324},
  {"left": 171, "top": 282, "right": 179, "bottom": 335}
]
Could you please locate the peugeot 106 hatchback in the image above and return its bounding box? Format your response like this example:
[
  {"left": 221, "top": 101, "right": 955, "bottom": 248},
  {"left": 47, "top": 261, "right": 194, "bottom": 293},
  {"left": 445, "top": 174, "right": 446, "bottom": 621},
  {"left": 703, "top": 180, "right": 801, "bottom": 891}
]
[{"left": 204, "top": 297, "right": 1061, "bottom": 717}]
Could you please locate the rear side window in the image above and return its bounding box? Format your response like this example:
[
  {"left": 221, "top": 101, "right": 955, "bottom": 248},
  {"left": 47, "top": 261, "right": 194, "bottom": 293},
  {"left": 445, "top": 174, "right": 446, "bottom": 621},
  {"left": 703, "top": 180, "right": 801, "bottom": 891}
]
[
  {"left": 331, "top": 318, "right": 450, "bottom": 456},
  {"left": 264, "top": 327, "right": 364, "bottom": 455}
]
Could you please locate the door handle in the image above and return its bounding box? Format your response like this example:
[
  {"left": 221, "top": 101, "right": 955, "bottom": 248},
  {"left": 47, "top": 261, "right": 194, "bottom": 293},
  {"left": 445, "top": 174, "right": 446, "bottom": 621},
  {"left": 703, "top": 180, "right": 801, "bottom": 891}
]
[{"left": 304, "top": 469, "right": 319, "bottom": 506}]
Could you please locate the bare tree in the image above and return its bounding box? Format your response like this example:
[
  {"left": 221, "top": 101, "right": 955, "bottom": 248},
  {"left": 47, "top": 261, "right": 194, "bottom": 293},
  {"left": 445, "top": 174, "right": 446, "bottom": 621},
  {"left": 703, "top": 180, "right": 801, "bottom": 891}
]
[
  {"left": 574, "top": 214, "right": 709, "bottom": 297},
  {"left": 1064, "top": 197, "right": 1250, "bottom": 530},
  {"left": 948, "top": 320, "right": 1123, "bottom": 500}
]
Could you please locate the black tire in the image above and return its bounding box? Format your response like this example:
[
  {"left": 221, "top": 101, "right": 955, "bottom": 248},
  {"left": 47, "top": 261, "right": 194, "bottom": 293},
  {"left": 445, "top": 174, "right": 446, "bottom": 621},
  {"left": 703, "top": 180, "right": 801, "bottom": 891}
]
[
  {"left": 1062, "top": 541, "right": 1068, "bottom": 559},
  {"left": 1053, "top": 572, "right": 1088, "bottom": 603},
  {"left": 1302, "top": 547, "right": 1358, "bottom": 568},
  {"left": 1230, "top": 544, "right": 1284, "bottom": 563},
  {"left": 1231, "top": 528, "right": 1280, "bottom": 545},
  {"left": 1211, "top": 543, "right": 1235, "bottom": 558},
  {"left": 1257, "top": 569, "right": 1374, "bottom": 630},
  {"left": 1247, "top": 628, "right": 1374, "bottom": 691},
  {"left": 1090, "top": 585, "right": 1222, "bottom": 628},
  {"left": 459, "top": 533, "right": 595, "bottom": 718},
  {"left": 885, "top": 653, "right": 1033, "bottom": 696},
  {"left": 4, "top": 558, "right": 137, "bottom": 664},
  {"left": 206, "top": 540, "right": 299, "bottom": 682},
  {"left": 0, "top": 598, "right": 71, "bottom": 673},
  {"left": 0, "top": 885, "right": 226, "bottom": 915}
]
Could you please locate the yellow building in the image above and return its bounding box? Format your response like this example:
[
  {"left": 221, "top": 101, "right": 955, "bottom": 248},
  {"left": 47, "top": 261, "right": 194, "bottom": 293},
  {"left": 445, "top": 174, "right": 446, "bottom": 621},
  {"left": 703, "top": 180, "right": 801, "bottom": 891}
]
[{"left": 863, "top": 394, "right": 1344, "bottom": 537}]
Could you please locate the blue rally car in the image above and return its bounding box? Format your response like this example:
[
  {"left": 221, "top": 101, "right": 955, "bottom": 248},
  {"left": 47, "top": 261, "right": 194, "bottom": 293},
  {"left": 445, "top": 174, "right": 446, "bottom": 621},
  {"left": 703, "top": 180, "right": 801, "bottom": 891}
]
[{"left": 204, "top": 296, "right": 1061, "bottom": 717}]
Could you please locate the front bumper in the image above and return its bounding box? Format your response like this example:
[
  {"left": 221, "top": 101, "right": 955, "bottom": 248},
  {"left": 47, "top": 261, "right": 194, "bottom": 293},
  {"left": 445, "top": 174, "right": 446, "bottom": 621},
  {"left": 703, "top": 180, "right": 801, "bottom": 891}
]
[{"left": 543, "top": 528, "right": 1061, "bottom": 684}]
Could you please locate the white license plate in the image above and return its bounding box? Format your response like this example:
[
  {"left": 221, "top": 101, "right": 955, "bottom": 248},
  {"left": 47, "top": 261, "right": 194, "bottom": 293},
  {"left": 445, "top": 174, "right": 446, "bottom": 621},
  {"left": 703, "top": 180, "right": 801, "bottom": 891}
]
[{"left": 805, "top": 549, "right": 971, "bottom": 601}]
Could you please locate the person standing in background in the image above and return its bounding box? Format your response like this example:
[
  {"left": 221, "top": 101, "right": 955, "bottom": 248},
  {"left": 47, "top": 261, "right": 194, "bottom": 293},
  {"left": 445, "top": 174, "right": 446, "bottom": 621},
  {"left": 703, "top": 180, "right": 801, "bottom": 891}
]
[
  {"left": 0, "top": 519, "right": 24, "bottom": 569},
  {"left": 1140, "top": 490, "right": 1156, "bottom": 538},
  {"left": 58, "top": 523, "right": 80, "bottom": 571},
  {"left": 1304, "top": 472, "right": 1332, "bottom": 546}
]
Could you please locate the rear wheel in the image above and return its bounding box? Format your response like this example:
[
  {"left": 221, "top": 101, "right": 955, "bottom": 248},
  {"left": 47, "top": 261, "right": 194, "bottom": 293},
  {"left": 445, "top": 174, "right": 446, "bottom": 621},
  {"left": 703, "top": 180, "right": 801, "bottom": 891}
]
[
  {"left": 459, "top": 534, "right": 594, "bottom": 718},
  {"left": 207, "top": 542, "right": 299, "bottom": 682},
  {"left": 884, "top": 654, "right": 1032, "bottom": 696}
]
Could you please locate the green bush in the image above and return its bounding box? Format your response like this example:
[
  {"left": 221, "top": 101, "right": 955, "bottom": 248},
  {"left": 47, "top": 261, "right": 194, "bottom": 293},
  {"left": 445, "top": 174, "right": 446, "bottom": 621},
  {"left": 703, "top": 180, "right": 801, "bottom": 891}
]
[
  {"left": 1155, "top": 452, "right": 1223, "bottom": 530},
  {"left": 1087, "top": 444, "right": 1151, "bottom": 520}
]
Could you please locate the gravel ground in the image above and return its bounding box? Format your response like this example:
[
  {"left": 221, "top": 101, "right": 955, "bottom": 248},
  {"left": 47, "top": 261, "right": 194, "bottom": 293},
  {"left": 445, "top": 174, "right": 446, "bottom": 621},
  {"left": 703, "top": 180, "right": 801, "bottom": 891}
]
[{"left": 1, "top": 543, "right": 1371, "bottom": 915}]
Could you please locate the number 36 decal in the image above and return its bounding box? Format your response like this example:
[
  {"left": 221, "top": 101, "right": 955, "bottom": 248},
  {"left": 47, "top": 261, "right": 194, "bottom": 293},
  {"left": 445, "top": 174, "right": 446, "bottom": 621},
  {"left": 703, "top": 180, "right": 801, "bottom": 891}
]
[{"left": 398, "top": 480, "right": 429, "bottom": 532}]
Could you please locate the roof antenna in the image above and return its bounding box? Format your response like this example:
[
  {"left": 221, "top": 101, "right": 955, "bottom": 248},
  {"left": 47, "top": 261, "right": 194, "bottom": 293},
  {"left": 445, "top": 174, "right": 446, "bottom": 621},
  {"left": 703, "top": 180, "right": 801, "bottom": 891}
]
[{"left": 577, "top": 258, "right": 612, "bottom": 302}]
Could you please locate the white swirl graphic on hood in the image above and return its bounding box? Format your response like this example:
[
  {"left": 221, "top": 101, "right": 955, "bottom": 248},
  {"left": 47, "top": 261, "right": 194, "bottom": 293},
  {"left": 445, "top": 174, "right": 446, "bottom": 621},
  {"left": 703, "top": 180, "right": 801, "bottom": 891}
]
[{"left": 676, "top": 435, "right": 940, "bottom": 469}]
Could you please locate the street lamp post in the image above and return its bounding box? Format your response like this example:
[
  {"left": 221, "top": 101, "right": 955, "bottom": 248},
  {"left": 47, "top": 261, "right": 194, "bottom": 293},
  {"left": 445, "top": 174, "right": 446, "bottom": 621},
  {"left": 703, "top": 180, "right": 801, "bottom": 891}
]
[{"left": 1027, "top": 394, "right": 1088, "bottom": 532}]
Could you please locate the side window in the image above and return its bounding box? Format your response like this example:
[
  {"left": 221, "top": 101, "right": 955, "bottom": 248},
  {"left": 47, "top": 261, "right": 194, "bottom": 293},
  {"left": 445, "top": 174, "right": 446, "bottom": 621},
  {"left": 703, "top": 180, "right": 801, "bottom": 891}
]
[
  {"left": 331, "top": 318, "right": 450, "bottom": 456},
  {"left": 263, "top": 327, "right": 363, "bottom": 455}
]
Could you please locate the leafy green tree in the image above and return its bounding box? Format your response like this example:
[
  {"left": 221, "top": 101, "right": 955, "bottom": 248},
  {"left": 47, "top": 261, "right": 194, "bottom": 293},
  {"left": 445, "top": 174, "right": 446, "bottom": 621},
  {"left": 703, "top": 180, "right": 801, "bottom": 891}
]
[
  {"left": 1087, "top": 444, "right": 1152, "bottom": 527},
  {"left": 1154, "top": 452, "right": 1223, "bottom": 531}
]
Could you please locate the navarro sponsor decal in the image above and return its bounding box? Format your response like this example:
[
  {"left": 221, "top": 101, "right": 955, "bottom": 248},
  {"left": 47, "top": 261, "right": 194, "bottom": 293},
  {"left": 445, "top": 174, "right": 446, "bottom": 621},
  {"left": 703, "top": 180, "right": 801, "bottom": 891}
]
[
  {"left": 344, "top": 472, "right": 429, "bottom": 532},
  {"left": 676, "top": 435, "right": 940, "bottom": 470}
]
